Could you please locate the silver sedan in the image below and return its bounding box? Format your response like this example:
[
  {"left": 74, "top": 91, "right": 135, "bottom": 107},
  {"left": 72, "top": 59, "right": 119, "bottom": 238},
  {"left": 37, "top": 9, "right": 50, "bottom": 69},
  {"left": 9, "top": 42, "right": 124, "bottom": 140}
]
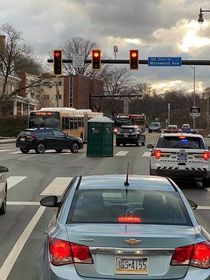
[
  {"left": 39, "top": 175, "right": 210, "bottom": 280},
  {"left": 0, "top": 166, "right": 8, "bottom": 215}
]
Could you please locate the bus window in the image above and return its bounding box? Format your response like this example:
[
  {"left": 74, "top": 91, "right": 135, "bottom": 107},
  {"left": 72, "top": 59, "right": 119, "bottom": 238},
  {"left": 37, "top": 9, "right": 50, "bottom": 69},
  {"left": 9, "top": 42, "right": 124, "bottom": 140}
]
[
  {"left": 65, "top": 118, "right": 69, "bottom": 129},
  {"left": 78, "top": 118, "right": 82, "bottom": 127},
  {"left": 74, "top": 118, "right": 78, "bottom": 130},
  {"left": 70, "top": 118, "right": 74, "bottom": 130}
]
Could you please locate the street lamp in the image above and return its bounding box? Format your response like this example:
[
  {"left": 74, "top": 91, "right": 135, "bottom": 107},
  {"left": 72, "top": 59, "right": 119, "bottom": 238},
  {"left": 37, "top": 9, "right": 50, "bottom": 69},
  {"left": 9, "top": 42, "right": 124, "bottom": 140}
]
[
  {"left": 189, "top": 65, "right": 196, "bottom": 130},
  {"left": 198, "top": 7, "right": 210, "bottom": 24}
]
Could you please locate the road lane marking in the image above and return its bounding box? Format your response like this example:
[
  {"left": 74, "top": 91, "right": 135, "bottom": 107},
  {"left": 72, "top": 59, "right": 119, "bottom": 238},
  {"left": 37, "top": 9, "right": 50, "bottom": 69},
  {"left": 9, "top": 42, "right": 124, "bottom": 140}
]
[
  {"left": 0, "top": 149, "right": 10, "bottom": 153},
  {"left": 0, "top": 206, "right": 45, "bottom": 280},
  {"left": 40, "top": 177, "right": 73, "bottom": 196},
  {"left": 115, "top": 151, "right": 129, "bottom": 156},
  {"left": 205, "top": 188, "right": 210, "bottom": 192},
  {"left": 8, "top": 151, "right": 21, "bottom": 154},
  {"left": 197, "top": 206, "right": 210, "bottom": 210},
  {"left": 7, "top": 201, "right": 40, "bottom": 206},
  {"left": 7, "top": 176, "right": 27, "bottom": 190},
  {"left": 142, "top": 152, "right": 151, "bottom": 157}
]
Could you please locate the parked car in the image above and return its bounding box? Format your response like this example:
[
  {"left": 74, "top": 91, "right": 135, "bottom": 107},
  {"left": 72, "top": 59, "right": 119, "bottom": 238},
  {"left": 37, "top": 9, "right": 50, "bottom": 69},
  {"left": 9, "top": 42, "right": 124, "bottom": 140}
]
[
  {"left": 0, "top": 166, "right": 9, "bottom": 215},
  {"left": 39, "top": 174, "right": 210, "bottom": 280},
  {"left": 148, "top": 133, "right": 210, "bottom": 187},
  {"left": 148, "top": 122, "right": 161, "bottom": 133},
  {"left": 116, "top": 125, "right": 145, "bottom": 146},
  {"left": 16, "top": 128, "right": 83, "bottom": 154},
  {"left": 164, "top": 125, "right": 180, "bottom": 133}
]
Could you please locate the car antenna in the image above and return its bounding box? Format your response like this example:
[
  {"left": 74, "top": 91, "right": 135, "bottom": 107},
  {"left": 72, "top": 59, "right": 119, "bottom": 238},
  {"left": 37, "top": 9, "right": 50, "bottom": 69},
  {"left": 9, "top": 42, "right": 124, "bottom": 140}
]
[{"left": 124, "top": 162, "right": 130, "bottom": 186}]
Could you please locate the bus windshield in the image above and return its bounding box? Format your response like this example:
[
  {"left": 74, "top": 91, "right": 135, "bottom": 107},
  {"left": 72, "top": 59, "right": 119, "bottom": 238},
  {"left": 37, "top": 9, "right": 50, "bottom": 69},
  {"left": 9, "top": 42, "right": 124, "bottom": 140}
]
[
  {"left": 115, "top": 118, "right": 132, "bottom": 127},
  {"left": 29, "top": 116, "right": 60, "bottom": 129}
]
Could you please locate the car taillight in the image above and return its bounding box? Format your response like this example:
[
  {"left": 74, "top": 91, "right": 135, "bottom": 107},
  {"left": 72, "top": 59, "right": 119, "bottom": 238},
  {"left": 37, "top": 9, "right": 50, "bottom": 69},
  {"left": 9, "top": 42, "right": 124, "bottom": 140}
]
[
  {"left": 154, "top": 150, "right": 161, "bottom": 159},
  {"left": 171, "top": 245, "right": 193, "bottom": 266},
  {"left": 118, "top": 216, "right": 141, "bottom": 222},
  {"left": 203, "top": 151, "right": 210, "bottom": 161},
  {"left": 190, "top": 241, "right": 210, "bottom": 269},
  {"left": 50, "top": 238, "right": 73, "bottom": 266},
  {"left": 71, "top": 243, "right": 93, "bottom": 263},
  {"left": 171, "top": 241, "right": 210, "bottom": 269},
  {"left": 49, "top": 238, "right": 93, "bottom": 266},
  {"left": 26, "top": 135, "right": 36, "bottom": 139}
]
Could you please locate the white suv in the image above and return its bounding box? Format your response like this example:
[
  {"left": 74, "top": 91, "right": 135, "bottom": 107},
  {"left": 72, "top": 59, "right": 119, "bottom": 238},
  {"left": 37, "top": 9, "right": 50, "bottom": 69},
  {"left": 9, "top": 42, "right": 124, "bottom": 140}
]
[{"left": 147, "top": 133, "right": 210, "bottom": 188}]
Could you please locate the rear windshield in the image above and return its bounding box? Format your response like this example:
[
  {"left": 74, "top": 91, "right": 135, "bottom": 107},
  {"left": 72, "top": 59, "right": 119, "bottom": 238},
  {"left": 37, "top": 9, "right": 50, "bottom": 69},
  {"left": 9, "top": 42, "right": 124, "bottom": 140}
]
[
  {"left": 19, "top": 130, "right": 33, "bottom": 136},
  {"left": 156, "top": 136, "right": 206, "bottom": 149},
  {"left": 182, "top": 126, "right": 190, "bottom": 130},
  {"left": 150, "top": 123, "right": 159, "bottom": 127},
  {"left": 120, "top": 128, "right": 135, "bottom": 133},
  {"left": 168, "top": 126, "right": 177, "bottom": 130},
  {"left": 67, "top": 189, "right": 192, "bottom": 226}
]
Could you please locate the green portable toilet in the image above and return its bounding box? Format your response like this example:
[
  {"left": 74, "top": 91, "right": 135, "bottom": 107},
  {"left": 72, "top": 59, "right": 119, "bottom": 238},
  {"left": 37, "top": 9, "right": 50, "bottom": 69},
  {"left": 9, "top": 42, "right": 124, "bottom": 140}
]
[{"left": 87, "top": 116, "right": 114, "bottom": 157}]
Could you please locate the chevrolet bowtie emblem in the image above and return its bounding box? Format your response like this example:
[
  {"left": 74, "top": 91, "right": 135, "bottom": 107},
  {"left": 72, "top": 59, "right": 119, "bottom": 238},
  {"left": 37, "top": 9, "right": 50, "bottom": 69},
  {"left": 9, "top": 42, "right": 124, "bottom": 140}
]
[{"left": 124, "top": 239, "right": 141, "bottom": 245}]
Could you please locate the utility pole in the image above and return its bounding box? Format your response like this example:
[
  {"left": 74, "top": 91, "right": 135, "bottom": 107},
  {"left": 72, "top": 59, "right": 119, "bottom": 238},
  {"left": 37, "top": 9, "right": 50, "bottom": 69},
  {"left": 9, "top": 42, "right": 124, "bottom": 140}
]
[{"left": 168, "top": 103, "right": 170, "bottom": 126}]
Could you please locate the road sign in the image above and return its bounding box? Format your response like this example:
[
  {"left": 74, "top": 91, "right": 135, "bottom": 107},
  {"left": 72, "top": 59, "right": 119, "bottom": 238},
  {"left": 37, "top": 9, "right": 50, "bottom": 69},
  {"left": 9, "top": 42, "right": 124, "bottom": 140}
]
[
  {"left": 190, "top": 106, "right": 200, "bottom": 117},
  {"left": 72, "top": 54, "right": 84, "bottom": 68},
  {"left": 148, "top": 57, "right": 182, "bottom": 66}
]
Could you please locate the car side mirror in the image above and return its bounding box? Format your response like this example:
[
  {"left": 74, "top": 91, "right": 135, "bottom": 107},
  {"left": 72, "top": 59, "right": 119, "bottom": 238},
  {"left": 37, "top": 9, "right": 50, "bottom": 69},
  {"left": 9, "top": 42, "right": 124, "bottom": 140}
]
[
  {"left": 208, "top": 146, "right": 210, "bottom": 150},
  {"left": 0, "top": 166, "right": 9, "bottom": 173},
  {"left": 187, "top": 199, "right": 197, "bottom": 210},
  {"left": 40, "top": 196, "right": 60, "bottom": 207},
  {"left": 147, "top": 144, "right": 154, "bottom": 149}
]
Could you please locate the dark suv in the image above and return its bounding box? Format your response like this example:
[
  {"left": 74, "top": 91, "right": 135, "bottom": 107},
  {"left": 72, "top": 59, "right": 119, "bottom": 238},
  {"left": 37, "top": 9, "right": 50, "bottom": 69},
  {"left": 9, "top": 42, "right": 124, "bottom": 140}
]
[
  {"left": 116, "top": 125, "right": 145, "bottom": 146},
  {"left": 16, "top": 128, "right": 83, "bottom": 154}
]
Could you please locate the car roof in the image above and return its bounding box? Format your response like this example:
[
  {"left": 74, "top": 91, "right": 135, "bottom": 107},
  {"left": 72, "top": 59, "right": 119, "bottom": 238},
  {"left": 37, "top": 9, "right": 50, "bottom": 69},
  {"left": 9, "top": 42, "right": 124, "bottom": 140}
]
[
  {"left": 161, "top": 132, "right": 202, "bottom": 138},
  {"left": 79, "top": 175, "right": 175, "bottom": 191},
  {"left": 24, "top": 127, "right": 53, "bottom": 131}
]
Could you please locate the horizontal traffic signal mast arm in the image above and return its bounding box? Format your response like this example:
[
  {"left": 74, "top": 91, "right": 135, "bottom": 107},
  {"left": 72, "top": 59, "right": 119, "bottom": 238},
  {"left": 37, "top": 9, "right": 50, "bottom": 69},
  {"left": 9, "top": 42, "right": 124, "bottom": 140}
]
[{"left": 47, "top": 59, "right": 210, "bottom": 65}]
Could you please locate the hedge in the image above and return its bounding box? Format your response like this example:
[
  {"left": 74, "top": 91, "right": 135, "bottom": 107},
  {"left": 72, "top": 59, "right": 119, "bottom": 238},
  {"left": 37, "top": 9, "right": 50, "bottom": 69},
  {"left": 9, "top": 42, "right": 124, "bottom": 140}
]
[{"left": 0, "top": 116, "right": 27, "bottom": 137}]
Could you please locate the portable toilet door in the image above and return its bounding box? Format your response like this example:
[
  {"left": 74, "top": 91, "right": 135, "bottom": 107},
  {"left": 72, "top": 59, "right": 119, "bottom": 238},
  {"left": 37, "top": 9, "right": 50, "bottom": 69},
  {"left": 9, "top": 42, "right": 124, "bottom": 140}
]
[{"left": 103, "top": 122, "right": 114, "bottom": 156}]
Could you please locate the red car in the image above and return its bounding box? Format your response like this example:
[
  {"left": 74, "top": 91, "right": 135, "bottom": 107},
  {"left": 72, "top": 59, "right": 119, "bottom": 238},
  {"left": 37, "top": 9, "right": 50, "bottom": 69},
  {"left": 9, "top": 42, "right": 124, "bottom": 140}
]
[{"left": 164, "top": 125, "right": 180, "bottom": 133}]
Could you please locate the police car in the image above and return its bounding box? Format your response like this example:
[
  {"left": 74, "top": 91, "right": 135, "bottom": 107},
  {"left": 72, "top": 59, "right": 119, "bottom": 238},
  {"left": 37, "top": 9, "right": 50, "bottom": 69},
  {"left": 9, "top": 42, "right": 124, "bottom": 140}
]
[{"left": 147, "top": 133, "right": 210, "bottom": 188}]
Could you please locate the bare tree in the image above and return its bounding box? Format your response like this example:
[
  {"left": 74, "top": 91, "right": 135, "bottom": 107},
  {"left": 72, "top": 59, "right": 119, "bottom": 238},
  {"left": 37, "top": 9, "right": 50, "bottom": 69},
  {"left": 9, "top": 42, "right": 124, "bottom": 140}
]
[{"left": 0, "top": 23, "right": 53, "bottom": 113}]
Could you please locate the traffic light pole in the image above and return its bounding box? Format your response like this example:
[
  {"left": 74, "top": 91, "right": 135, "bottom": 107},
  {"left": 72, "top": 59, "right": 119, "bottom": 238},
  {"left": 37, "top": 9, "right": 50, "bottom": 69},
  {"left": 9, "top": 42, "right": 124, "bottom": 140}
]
[{"left": 56, "top": 76, "right": 59, "bottom": 107}]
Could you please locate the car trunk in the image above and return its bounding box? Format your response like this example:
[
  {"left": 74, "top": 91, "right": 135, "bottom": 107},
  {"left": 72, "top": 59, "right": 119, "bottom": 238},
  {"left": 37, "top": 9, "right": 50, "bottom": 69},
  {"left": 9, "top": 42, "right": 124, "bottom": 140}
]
[
  {"left": 66, "top": 223, "right": 195, "bottom": 279},
  {"left": 157, "top": 148, "right": 208, "bottom": 171}
]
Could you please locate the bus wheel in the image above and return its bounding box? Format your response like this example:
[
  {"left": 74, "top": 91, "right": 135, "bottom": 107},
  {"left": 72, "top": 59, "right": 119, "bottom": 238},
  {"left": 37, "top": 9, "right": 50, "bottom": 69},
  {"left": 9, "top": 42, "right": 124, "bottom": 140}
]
[{"left": 80, "top": 132, "right": 83, "bottom": 141}]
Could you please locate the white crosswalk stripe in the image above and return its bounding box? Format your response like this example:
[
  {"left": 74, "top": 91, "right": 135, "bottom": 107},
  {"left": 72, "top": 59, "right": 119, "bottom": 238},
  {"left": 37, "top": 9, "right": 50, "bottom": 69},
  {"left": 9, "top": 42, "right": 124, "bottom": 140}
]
[
  {"left": 40, "top": 177, "right": 73, "bottom": 196},
  {"left": 142, "top": 152, "right": 151, "bottom": 157},
  {"left": 8, "top": 151, "right": 22, "bottom": 155},
  {"left": 115, "top": 151, "right": 129, "bottom": 156},
  {"left": 7, "top": 176, "right": 27, "bottom": 190},
  {"left": 0, "top": 149, "right": 10, "bottom": 153}
]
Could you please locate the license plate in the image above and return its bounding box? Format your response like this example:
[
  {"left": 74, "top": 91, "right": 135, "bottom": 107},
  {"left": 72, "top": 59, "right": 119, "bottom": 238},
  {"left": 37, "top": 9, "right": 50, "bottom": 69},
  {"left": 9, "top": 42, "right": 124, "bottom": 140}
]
[
  {"left": 20, "top": 138, "right": 25, "bottom": 141},
  {"left": 177, "top": 154, "right": 187, "bottom": 161},
  {"left": 115, "top": 257, "right": 149, "bottom": 275}
]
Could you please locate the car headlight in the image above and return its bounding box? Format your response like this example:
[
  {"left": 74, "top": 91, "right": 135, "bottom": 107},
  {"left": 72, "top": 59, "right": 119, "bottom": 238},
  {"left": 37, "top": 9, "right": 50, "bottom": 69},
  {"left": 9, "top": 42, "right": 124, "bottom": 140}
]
[{"left": 78, "top": 138, "right": 83, "bottom": 142}]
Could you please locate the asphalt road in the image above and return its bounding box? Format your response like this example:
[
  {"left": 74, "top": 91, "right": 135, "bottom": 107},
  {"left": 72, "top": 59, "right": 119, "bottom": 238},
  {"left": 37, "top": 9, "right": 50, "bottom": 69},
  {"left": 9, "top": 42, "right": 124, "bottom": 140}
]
[{"left": 0, "top": 133, "right": 209, "bottom": 280}]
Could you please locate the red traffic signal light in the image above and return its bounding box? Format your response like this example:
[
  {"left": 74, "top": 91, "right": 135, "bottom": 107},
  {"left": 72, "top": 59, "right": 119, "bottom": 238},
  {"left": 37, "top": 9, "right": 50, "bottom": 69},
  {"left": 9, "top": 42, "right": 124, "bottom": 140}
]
[
  {"left": 53, "top": 49, "right": 63, "bottom": 76},
  {"left": 129, "top": 50, "right": 139, "bottom": 70},
  {"left": 92, "top": 49, "right": 101, "bottom": 70}
]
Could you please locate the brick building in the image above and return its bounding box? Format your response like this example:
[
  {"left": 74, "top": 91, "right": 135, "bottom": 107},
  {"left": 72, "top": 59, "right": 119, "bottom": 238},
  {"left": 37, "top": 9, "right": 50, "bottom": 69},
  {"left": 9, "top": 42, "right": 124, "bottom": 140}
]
[{"left": 41, "top": 74, "right": 103, "bottom": 111}]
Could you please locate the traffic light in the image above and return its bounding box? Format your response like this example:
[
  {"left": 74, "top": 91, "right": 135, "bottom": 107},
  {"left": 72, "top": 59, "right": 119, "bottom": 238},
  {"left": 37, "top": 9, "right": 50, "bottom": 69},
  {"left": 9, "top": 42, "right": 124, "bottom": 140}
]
[
  {"left": 92, "top": 49, "right": 101, "bottom": 70},
  {"left": 129, "top": 50, "right": 139, "bottom": 70},
  {"left": 53, "top": 49, "right": 63, "bottom": 76}
]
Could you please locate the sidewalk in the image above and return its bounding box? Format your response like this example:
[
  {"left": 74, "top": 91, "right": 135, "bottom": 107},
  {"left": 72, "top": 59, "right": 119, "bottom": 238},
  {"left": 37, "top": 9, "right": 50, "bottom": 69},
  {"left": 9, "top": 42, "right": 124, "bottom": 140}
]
[{"left": 0, "top": 138, "right": 16, "bottom": 145}]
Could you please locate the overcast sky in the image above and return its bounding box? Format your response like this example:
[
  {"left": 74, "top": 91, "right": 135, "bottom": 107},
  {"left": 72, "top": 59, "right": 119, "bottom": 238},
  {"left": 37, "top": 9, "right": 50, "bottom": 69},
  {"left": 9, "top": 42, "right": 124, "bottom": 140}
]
[{"left": 1, "top": 0, "right": 210, "bottom": 92}]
